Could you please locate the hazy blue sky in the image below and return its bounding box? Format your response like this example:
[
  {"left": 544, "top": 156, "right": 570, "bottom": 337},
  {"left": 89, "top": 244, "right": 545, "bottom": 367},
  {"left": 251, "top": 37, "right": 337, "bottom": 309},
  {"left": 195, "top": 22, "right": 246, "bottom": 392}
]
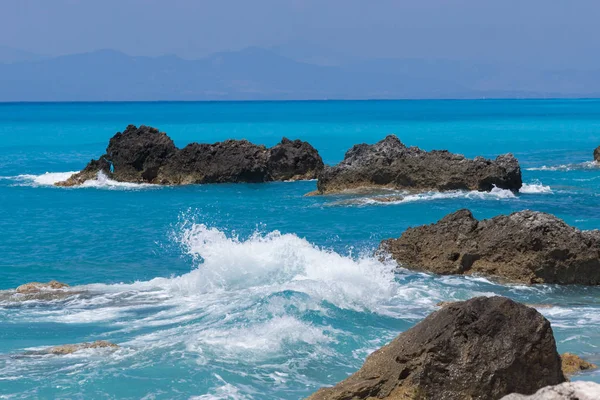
[{"left": 1, "top": 0, "right": 599, "bottom": 68}]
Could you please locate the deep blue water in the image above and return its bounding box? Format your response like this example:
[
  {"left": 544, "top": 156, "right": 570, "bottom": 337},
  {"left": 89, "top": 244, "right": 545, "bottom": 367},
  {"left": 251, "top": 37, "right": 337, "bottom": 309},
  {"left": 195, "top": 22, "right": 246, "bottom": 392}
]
[{"left": 0, "top": 100, "right": 599, "bottom": 399}]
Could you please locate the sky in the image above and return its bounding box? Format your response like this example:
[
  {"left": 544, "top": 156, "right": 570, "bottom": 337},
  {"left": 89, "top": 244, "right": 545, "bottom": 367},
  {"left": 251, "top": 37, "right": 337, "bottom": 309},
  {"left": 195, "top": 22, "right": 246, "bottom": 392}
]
[{"left": 1, "top": 0, "right": 599, "bottom": 69}]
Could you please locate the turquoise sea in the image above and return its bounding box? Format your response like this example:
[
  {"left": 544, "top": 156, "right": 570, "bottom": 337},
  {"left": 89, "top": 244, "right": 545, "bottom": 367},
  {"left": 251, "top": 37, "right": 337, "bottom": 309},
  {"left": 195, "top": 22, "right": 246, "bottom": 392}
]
[{"left": 1, "top": 100, "right": 599, "bottom": 399}]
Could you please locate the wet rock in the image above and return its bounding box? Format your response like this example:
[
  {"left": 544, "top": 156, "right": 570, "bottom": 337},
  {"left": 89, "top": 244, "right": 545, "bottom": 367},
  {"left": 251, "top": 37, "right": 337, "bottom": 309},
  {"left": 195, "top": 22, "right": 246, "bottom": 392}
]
[
  {"left": 25, "top": 341, "right": 119, "bottom": 356},
  {"left": 16, "top": 280, "right": 69, "bottom": 294},
  {"left": 502, "top": 381, "right": 600, "bottom": 400},
  {"left": 56, "top": 125, "right": 323, "bottom": 186},
  {"left": 0, "top": 281, "right": 83, "bottom": 302},
  {"left": 594, "top": 146, "right": 600, "bottom": 162},
  {"left": 369, "top": 195, "right": 404, "bottom": 203},
  {"left": 379, "top": 209, "right": 600, "bottom": 285},
  {"left": 308, "top": 296, "right": 565, "bottom": 400},
  {"left": 561, "top": 353, "right": 597, "bottom": 376},
  {"left": 315, "top": 135, "right": 522, "bottom": 194}
]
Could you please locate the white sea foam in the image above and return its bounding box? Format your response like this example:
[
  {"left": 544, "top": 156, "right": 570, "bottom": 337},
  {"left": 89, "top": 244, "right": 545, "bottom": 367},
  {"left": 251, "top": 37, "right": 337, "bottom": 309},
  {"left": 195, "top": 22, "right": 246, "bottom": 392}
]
[
  {"left": 519, "top": 181, "right": 553, "bottom": 194},
  {"left": 526, "top": 161, "right": 599, "bottom": 171},
  {"left": 328, "top": 186, "right": 516, "bottom": 206},
  {"left": 2, "top": 223, "right": 600, "bottom": 398},
  {"left": 6, "top": 171, "right": 78, "bottom": 186},
  {"left": 6, "top": 171, "right": 157, "bottom": 190}
]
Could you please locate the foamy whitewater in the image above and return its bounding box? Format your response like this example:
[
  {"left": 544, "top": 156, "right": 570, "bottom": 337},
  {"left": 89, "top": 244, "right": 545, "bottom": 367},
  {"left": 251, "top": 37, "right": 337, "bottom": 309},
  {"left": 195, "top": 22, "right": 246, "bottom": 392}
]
[{"left": 1, "top": 100, "right": 600, "bottom": 399}]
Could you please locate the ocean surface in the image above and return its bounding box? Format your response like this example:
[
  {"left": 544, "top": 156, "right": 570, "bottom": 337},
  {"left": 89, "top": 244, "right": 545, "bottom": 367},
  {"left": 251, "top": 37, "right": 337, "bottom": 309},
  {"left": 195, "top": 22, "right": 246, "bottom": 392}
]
[{"left": 1, "top": 100, "right": 599, "bottom": 399}]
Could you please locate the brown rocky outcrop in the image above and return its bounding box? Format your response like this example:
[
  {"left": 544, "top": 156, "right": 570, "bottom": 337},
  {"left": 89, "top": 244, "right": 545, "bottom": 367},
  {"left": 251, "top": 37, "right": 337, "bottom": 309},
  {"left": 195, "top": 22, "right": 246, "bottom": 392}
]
[
  {"left": 315, "top": 135, "right": 522, "bottom": 194},
  {"left": 561, "top": 353, "right": 597, "bottom": 376},
  {"left": 24, "top": 341, "right": 119, "bottom": 356},
  {"left": 308, "top": 296, "right": 565, "bottom": 400},
  {"left": 56, "top": 125, "right": 323, "bottom": 186},
  {"left": 379, "top": 209, "right": 600, "bottom": 285},
  {"left": 16, "top": 280, "right": 69, "bottom": 293}
]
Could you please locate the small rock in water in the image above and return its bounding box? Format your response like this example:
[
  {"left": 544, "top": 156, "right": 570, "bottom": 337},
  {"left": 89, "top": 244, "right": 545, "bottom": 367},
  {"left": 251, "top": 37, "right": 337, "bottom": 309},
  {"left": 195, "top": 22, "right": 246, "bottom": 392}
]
[
  {"left": 308, "top": 296, "right": 565, "bottom": 400},
  {"left": 26, "top": 341, "right": 119, "bottom": 356},
  {"left": 370, "top": 195, "right": 404, "bottom": 203},
  {"left": 501, "top": 381, "right": 600, "bottom": 399},
  {"left": 16, "top": 280, "right": 69, "bottom": 293},
  {"left": 561, "top": 353, "right": 598, "bottom": 376}
]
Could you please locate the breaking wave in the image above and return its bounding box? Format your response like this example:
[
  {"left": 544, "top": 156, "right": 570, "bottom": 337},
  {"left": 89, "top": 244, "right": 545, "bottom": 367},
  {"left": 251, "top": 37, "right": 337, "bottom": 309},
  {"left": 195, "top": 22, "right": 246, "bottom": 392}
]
[
  {"left": 520, "top": 181, "right": 553, "bottom": 194},
  {"left": 526, "top": 161, "right": 599, "bottom": 171},
  {"left": 327, "top": 186, "right": 517, "bottom": 206},
  {"left": 2, "top": 222, "right": 600, "bottom": 397},
  {"left": 2, "top": 171, "right": 157, "bottom": 190}
]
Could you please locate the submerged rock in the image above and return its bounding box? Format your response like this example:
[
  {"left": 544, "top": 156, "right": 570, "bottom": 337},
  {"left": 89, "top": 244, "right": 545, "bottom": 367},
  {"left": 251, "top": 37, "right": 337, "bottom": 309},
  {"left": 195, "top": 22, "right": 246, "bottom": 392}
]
[
  {"left": 369, "top": 195, "right": 404, "bottom": 203},
  {"left": 25, "top": 340, "right": 119, "bottom": 356},
  {"left": 308, "top": 296, "right": 565, "bottom": 400},
  {"left": 379, "top": 209, "right": 600, "bottom": 285},
  {"left": 56, "top": 125, "right": 323, "bottom": 186},
  {"left": 315, "top": 135, "right": 522, "bottom": 194},
  {"left": 15, "top": 280, "right": 69, "bottom": 293},
  {"left": 502, "top": 381, "right": 600, "bottom": 400},
  {"left": 561, "top": 353, "right": 597, "bottom": 376},
  {"left": 0, "top": 280, "right": 81, "bottom": 302}
]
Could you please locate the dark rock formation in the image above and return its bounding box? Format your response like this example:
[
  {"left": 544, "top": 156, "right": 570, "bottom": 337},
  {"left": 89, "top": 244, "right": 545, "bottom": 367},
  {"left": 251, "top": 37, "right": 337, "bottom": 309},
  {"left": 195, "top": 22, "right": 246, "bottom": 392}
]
[
  {"left": 308, "top": 296, "right": 565, "bottom": 400},
  {"left": 379, "top": 209, "right": 600, "bottom": 285},
  {"left": 594, "top": 146, "right": 600, "bottom": 162},
  {"left": 561, "top": 353, "right": 597, "bottom": 376},
  {"left": 315, "top": 135, "right": 522, "bottom": 194},
  {"left": 56, "top": 125, "right": 323, "bottom": 186},
  {"left": 502, "top": 382, "right": 600, "bottom": 400}
]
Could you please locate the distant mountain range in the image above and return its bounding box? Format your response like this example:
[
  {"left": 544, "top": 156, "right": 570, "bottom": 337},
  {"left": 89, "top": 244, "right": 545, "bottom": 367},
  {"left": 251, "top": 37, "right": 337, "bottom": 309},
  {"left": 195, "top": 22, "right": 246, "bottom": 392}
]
[{"left": 1, "top": 46, "right": 599, "bottom": 101}]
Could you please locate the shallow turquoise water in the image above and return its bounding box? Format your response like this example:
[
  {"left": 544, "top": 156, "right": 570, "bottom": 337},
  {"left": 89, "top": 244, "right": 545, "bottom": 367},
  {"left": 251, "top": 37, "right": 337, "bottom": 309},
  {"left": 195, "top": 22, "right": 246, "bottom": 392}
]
[{"left": 0, "top": 100, "right": 599, "bottom": 399}]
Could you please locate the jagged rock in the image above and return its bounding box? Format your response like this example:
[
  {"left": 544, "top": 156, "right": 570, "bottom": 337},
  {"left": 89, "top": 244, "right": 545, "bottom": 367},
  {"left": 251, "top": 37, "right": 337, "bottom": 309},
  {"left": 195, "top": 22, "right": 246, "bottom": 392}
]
[
  {"left": 268, "top": 137, "right": 325, "bottom": 181},
  {"left": 16, "top": 280, "right": 69, "bottom": 293},
  {"left": 308, "top": 297, "right": 565, "bottom": 400},
  {"left": 55, "top": 125, "right": 323, "bottom": 186},
  {"left": 501, "top": 381, "right": 600, "bottom": 400},
  {"left": 25, "top": 341, "right": 119, "bottom": 356},
  {"left": 561, "top": 353, "right": 597, "bottom": 376},
  {"left": 315, "top": 135, "right": 522, "bottom": 194},
  {"left": 159, "top": 140, "right": 270, "bottom": 184},
  {"left": 379, "top": 209, "right": 600, "bottom": 285}
]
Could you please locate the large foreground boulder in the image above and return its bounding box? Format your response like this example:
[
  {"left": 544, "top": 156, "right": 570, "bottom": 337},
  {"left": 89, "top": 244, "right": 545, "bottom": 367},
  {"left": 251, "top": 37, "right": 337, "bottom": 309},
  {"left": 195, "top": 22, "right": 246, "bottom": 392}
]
[
  {"left": 315, "top": 135, "right": 522, "bottom": 194},
  {"left": 56, "top": 125, "right": 323, "bottom": 186},
  {"left": 502, "top": 382, "right": 600, "bottom": 400},
  {"left": 379, "top": 209, "right": 600, "bottom": 285},
  {"left": 308, "top": 297, "right": 565, "bottom": 400}
]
